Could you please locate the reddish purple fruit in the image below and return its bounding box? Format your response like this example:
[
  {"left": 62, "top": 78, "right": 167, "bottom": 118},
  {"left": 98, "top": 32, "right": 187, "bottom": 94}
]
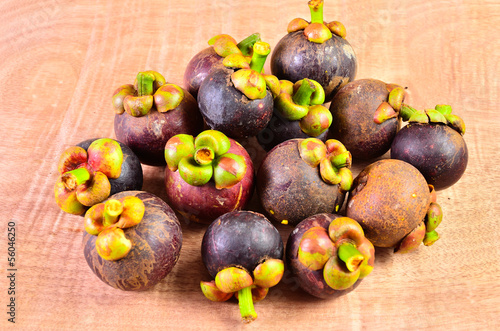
[
  {"left": 286, "top": 214, "right": 374, "bottom": 298},
  {"left": 183, "top": 33, "right": 261, "bottom": 98},
  {"left": 201, "top": 210, "right": 284, "bottom": 323},
  {"left": 164, "top": 130, "right": 254, "bottom": 224},
  {"left": 83, "top": 191, "right": 182, "bottom": 291},
  {"left": 391, "top": 104, "right": 468, "bottom": 190},
  {"left": 270, "top": 0, "right": 356, "bottom": 102},
  {"left": 113, "top": 70, "right": 203, "bottom": 166},
  {"left": 197, "top": 41, "right": 277, "bottom": 139},
  {"left": 329, "top": 78, "right": 406, "bottom": 160},
  {"left": 257, "top": 138, "right": 353, "bottom": 226}
]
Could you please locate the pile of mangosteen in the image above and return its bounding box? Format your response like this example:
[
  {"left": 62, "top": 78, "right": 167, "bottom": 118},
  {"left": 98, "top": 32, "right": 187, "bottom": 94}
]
[{"left": 53, "top": 0, "right": 468, "bottom": 324}]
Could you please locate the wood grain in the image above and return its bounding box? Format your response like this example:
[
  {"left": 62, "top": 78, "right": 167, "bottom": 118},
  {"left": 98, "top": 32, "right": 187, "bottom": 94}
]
[{"left": 1, "top": 0, "right": 499, "bottom": 329}]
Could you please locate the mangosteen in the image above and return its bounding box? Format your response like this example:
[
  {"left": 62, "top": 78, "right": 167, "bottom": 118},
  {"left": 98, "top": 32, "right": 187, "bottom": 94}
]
[
  {"left": 164, "top": 130, "right": 254, "bottom": 224},
  {"left": 286, "top": 214, "right": 374, "bottom": 298},
  {"left": 346, "top": 159, "right": 444, "bottom": 252},
  {"left": 328, "top": 78, "right": 406, "bottom": 160},
  {"left": 200, "top": 210, "right": 284, "bottom": 323},
  {"left": 391, "top": 104, "right": 468, "bottom": 190},
  {"left": 113, "top": 70, "right": 204, "bottom": 166},
  {"left": 270, "top": 0, "right": 357, "bottom": 102},
  {"left": 197, "top": 41, "right": 279, "bottom": 139},
  {"left": 257, "top": 78, "right": 332, "bottom": 151},
  {"left": 54, "top": 138, "right": 143, "bottom": 215},
  {"left": 83, "top": 191, "right": 182, "bottom": 291},
  {"left": 257, "top": 138, "right": 352, "bottom": 226},
  {"left": 183, "top": 33, "right": 261, "bottom": 98}
]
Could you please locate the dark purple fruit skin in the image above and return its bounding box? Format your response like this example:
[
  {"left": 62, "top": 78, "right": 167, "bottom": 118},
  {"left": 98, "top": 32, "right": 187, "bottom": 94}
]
[
  {"left": 257, "top": 110, "right": 329, "bottom": 152},
  {"left": 202, "top": 210, "right": 283, "bottom": 278},
  {"left": 270, "top": 31, "right": 357, "bottom": 103},
  {"left": 77, "top": 138, "right": 143, "bottom": 197},
  {"left": 83, "top": 191, "right": 182, "bottom": 291},
  {"left": 114, "top": 89, "right": 204, "bottom": 166},
  {"left": 257, "top": 139, "right": 346, "bottom": 226},
  {"left": 328, "top": 79, "right": 399, "bottom": 160},
  {"left": 391, "top": 123, "right": 468, "bottom": 190},
  {"left": 197, "top": 67, "right": 274, "bottom": 139},
  {"left": 183, "top": 47, "right": 224, "bottom": 98},
  {"left": 286, "top": 213, "right": 360, "bottom": 299},
  {"left": 164, "top": 139, "right": 254, "bottom": 225}
]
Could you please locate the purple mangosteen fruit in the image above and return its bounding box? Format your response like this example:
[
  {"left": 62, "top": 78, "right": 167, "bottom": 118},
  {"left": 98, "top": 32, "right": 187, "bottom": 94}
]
[
  {"left": 113, "top": 70, "right": 204, "bottom": 166},
  {"left": 257, "top": 138, "right": 353, "bottom": 226},
  {"left": 270, "top": 0, "right": 357, "bottom": 102},
  {"left": 286, "top": 214, "right": 374, "bottom": 298},
  {"left": 201, "top": 210, "right": 284, "bottom": 323},
  {"left": 54, "top": 138, "right": 143, "bottom": 215},
  {"left": 164, "top": 130, "right": 254, "bottom": 224},
  {"left": 83, "top": 190, "right": 182, "bottom": 291},
  {"left": 328, "top": 78, "right": 406, "bottom": 160},
  {"left": 257, "top": 78, "right": 332, "bottom": 151},
  {"left": 346, "top": 159, "right": 444, "bottom": 252},
  {"left": 197, "top": 41, "right": 279, "bottom": 139},
  {"left": 183, "top": 33, "right": 261, "bottom": 98},
  {"left": 391, "top": 104, "right": 468, "bottom": 190}
]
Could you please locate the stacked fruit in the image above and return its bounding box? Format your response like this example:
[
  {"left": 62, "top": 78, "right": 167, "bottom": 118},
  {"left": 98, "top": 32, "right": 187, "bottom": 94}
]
[{"left": 53, "top": 0, "right": 468, "bottom": 324}]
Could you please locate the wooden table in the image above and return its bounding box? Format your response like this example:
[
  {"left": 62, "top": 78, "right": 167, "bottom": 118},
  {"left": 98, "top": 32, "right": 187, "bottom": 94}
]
[{"left": 2, "top": 0, "right": 499, "bottom": 329}]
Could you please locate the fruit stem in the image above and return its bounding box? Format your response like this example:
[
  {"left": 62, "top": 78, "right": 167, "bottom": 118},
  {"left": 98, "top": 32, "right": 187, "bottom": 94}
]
[
  {"left": 338, "top": 242, "right": 364, "bottom": 272},
  {"left": 194, "top": 146, "right": 215, "bottom": 166},
  {"left": 309, "top": 0, "right": 325, "bottom": 24},
  {"left": 103, "top": 199, "right": 124, "bottom": 227},
  {"left": 61, "top": 167, "right": 91, "bottom": 190},
  {"left": 237, "top": 33, "right": 261, "bottom": 57},
  {"left": 249, "top": 42, "right": 271, "bottom": 73},
  {"left": 293, "top": 79, "right": 316, "bottom": 106},
  {"left": 237, "top": 286, "right": 257, "bottom": 323},
  {"left": 136, "top": 72, "right": 155, "bottom": 96}
]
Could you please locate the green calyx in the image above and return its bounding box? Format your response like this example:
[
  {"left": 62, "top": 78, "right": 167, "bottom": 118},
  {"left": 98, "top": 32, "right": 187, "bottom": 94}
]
[
  {"left": 84, "top": 196, "right": 145, "bottom": 261},
  {"left": 298, "top": 138, "right": 353, "bottom": 190},
  {"left": 298, "top": 217, "right": 374, "bottom": 291},
  {"left": 373, "top": 84, "right": 405, "bottom": 124},
  {"left": 230, "top": 42, "right": 275, "bottom": 100},
  {"left": 400, "top": 104, "right": 466, "bottom": 135},
  {"left": 275, "top": 79, "right": 331, "bottom": 136},
  {"left": 286, "top": 0, "right": 347, "bottom": 42},
  {"left": 112, "top": 70, "right": 184, "bottom": 117},
  {"left": 164, "top": 130, "right": 247, "bottom": 189},
  {"left": 202, "top": 261, "right": 283, "bottom": 323}
]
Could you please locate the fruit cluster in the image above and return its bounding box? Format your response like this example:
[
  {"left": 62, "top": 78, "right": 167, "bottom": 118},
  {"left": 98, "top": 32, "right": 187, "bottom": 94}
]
[{"left": 53, "top": 0, "right": 468, "bottom": 324}]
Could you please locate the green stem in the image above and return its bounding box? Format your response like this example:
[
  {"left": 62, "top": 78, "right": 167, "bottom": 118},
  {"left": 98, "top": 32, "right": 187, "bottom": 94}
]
[
  {"left": 309, "top": 0, "right": 325, "bottom": 24},
  {"left": 136, "top": 72, "right": 155, "bottom": 96},
  {"left": 61, "top": 167, "right": 91, "bottom": 190},
  {"left": 237, "top": 33, "right": 261, "bottom": 56},
  {"left": 194, "top": 146, "right": 215, "bottom": 166},
  {"left": 292, "top": 79, "right": 316, "bottom": 106},
  {"left": 237, "top": 286, "right": 257, "bottom": 323},
  {"left": 338, "top": 242, "right": 364, "bottom": 272},
  {"left": 249, "top": 42, "right": 270, "bottom": 73},
  {"left": 103, "top": 199, "right": 123, "bottom": 227}
]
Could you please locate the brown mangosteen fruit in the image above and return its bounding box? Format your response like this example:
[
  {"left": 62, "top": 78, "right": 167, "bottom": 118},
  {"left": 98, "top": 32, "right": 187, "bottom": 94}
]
[
  {"left": 164, "top": 130, "right": 254, "bottom": 224},
  {"left": 257, "top": 138, "right": 352, "bottom": 226},
  {"left": 346, "top": 159, "right": 444, "bottom": 252},
  {"left": 183, "top": 33, "right": 261, "bottom": 98},
  {"left": 391, "top": 104, "right": 468, "bottom": 190},
  {"left": 83, "top": 190, "right": 182, "bottom": 291},
  {"left": 286, "top": 213, "right": 374, "bottom": 298},
  {"left": 113, "top": 70, "right": 204, "bottom": 166},
  {"left": 54, "top": 138, "right": 143, "bottom": 216},
  {"left": 270, "top": 0, "right": 357, "bottom": 102},
  {"left": 328, "top": 78, "right": 407, "bottom": 160},
  {"left": 197, "top": 41, "right": 278, "bottom": 139}
]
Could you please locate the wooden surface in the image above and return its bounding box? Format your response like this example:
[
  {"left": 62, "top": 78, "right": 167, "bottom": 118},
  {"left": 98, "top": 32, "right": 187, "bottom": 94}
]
[{"left": 1, "top": 0, "right": 499, "bottom": 329}]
